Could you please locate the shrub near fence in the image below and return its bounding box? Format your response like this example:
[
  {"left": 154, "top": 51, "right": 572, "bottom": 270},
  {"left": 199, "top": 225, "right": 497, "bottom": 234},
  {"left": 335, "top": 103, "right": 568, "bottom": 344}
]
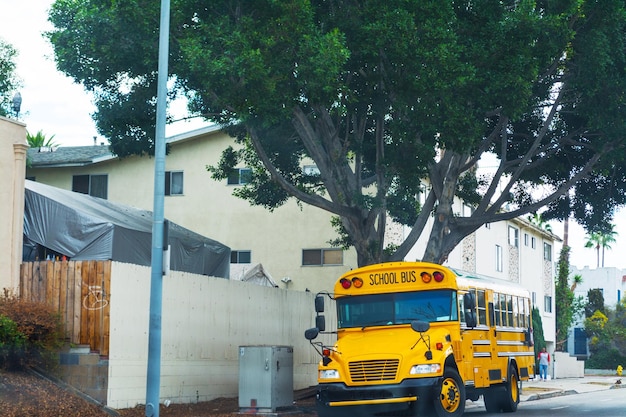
[
  {"left": 0, "top": 289, "right": 63, "bottom": 370},
  {"left": 19, "top": 260, "right": 111, "bottom": 357}
]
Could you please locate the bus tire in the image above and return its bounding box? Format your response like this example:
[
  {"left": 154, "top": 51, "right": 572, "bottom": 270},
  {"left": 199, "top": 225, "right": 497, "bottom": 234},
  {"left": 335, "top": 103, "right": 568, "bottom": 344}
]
[
  {"left": 433, "top": 368, "right": 465, "bottom": 417},
  {"left": 502, "top": 365, "right": 521, "bottom": 412},
  {"left": 483, "top": 387, "right": 503, "bottom": 413}
]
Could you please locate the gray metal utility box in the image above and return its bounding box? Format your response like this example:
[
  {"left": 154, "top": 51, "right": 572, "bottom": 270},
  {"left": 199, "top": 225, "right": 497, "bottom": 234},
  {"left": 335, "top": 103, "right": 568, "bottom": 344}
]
[{"left": 238, "top": 345, "right": 294, "bottom": 412}]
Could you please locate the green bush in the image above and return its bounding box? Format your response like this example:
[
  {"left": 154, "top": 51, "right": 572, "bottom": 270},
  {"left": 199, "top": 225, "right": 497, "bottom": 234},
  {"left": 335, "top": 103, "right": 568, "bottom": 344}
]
[
  {"left": 0, "top": 314, "right": 26, "bottom": 370},
  {"left": 586, "top": 345, "right": 626, "bottom": 369},
  {"left": 0, "top": 289, "right": 63, "bottom": 370}
]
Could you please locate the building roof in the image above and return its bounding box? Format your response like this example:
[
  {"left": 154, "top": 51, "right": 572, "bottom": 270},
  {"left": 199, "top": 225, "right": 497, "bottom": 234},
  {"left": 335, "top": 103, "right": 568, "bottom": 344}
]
[
  {"left": 27, "top": 125, "right": 222, "bottom": 168},
  {"left": 27, "top": 145, "right": 115, "bottom": 168}
]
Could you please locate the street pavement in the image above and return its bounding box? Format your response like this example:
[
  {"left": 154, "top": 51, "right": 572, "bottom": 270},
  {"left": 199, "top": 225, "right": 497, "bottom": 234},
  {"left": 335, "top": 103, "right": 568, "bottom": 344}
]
[
  {"left": 461, "top": 374, "right": 624, "bottom": 413},
  {"left": 521, "top": 374, "right": 624, "bottom": 401}
]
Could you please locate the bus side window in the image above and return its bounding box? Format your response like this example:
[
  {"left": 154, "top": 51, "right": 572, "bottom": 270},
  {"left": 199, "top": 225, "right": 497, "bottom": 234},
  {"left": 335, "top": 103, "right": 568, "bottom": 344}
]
[
  {"left": 477, "top": 290, "right": 487, "bottom": 325},
  {"left": 494, "top": 293, "right": 502, "bottom": 326}
]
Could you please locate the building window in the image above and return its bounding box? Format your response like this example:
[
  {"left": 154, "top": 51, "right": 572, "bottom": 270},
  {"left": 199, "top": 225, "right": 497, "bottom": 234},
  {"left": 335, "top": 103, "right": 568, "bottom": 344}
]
[
  {"left": 508, "top": 226, "right": 519, "bottom": 247},
  {"left": 72, "top": 174, "right": 108, "bottom": 199},
  {"left": 531, "top": 237, "right": 536, "bottom": 249},
  {"left": 532, "top": 291, "right": 537, "bottom": 306},
  {"left": 230, "top": 251, "right": 251, "bottom": 264},
  {"left": 302, "top": 249, "right": 343, "bottom": 266},
  {"left": 495, "top": 245, "right": 503, "bottom": 272},
  {"left": 485, "top": 223, "right": 491, "bottom": 229},
  {"left": 543, "top": 242, "right": 552, "bottom": 261},
  {"left": 544, "top": 295, "right": 552, "bottom": 313},
  {"left": 303, "top": 165, "right": 320, "bottom": 176},
  {"left": 227, "top": 168, "right": 252, "bottom": 185},
  {"left": 524, "top": 233, "right": 529, "bottom": 246},
  {"left": 165, "top": 171, "right": 184, "bottom": 195}
]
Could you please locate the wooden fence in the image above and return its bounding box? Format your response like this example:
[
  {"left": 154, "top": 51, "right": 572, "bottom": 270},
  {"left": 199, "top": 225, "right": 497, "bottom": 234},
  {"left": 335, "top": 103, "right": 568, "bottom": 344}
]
[{"left": 19, "top": 260, "right": 111, "bottom": 357}]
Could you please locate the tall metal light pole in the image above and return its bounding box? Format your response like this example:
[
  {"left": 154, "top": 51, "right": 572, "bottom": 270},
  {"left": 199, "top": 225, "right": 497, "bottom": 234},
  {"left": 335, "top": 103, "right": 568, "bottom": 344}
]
[{"left": 145, "top": 0, "right": 170, "bottom": 415}]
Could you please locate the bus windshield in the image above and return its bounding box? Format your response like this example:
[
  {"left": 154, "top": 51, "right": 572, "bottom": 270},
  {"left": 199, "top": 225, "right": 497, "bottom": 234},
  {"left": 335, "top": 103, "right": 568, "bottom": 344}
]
[{"left": 337, "top": 290, "right": 458, "bottom": 329}]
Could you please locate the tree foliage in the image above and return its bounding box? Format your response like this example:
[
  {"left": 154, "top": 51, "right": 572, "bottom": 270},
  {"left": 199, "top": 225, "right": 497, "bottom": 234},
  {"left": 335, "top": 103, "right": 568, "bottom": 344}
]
[
  {"left": 26, "top": 130, "right": 57, "bottom": 149},
  {"left": 0, "top": 38, "right": 20, "bottom": 117},
  {"left": 532, "top": 306, "right": 546, "bottom": 361},
  {"left": 47, "top": 0, "right": 626, "bottom": 266},
  {"left": 555, "top": 246, "right": 584, "bottom": 351},
  {"left": 584, "top": 300, "right": 626, "bottom": 369},
  {"left": 585, "top": 288, "right": 606, "bottom": 318}
]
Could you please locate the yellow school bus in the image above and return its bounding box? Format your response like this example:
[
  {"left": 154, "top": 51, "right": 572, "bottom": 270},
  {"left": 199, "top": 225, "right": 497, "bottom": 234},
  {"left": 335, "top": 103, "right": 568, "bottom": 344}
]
[{"left": 305, "top": 262, "right": 536, "bottom": 417}]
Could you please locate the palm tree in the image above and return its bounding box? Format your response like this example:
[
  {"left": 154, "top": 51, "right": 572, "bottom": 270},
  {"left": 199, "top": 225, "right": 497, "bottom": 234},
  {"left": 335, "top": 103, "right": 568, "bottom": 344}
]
[
  {"left": 570, "top": 274, "right": 583, "bottom": 292},
  {"left": 528, "top": 213, "right": 553, "bottom": 232},
  {"left": 584, "top": 226, "right": 617, "bottom": 268},
  {"left": 26, "top": 130, "right": 57, "bottom": 148}
]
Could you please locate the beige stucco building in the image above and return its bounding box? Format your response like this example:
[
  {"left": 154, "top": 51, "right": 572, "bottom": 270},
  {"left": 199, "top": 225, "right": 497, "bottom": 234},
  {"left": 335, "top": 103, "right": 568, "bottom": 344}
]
[
  {"left": 0, "top": 116, "right": 28, "bottom": 290},
  {"left": 26, "top": 126, "right": 357, "bottom": 293}
]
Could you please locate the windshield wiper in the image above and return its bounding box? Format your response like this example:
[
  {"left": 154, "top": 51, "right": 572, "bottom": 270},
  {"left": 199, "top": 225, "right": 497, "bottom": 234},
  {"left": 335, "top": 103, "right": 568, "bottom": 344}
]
[{"left": 360, "top": 320, "right": 394, "bottom": 330}]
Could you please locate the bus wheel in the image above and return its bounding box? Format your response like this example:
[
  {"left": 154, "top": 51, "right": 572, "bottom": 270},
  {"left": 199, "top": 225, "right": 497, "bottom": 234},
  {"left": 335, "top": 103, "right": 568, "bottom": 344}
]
[
  {"left": 433, "top": 368, "right": 465, "bottom": 417},
  {"left": 502, "top": 365, "right": 521, "bottom": 412},
  {"left": 483, "top": 387, "right": 503, "bottom": 413}
]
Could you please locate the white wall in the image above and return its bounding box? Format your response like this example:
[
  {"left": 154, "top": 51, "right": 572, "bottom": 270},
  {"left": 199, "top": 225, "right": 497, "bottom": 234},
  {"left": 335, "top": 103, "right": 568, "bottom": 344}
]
[
  {"left": 0, "top": 116, "right": 28, "bottom": 291},
  {"left": 572, "top": 266, "right": 626, "bottom": 308},
  {"left": 107, "top": 262, "right": 335, "bottom": 409},
  {"left": 553, "top": 351, "right": 584, "bottom": 378}
]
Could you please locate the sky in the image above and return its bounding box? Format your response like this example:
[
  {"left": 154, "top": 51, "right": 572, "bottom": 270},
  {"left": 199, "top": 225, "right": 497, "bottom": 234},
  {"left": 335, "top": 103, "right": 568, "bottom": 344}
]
[
  {"left": 2, "top": 0, "right": 626, "bottom": 272},
  {"left": 0, "top": 0, "right": 204, "bottom": 146}
]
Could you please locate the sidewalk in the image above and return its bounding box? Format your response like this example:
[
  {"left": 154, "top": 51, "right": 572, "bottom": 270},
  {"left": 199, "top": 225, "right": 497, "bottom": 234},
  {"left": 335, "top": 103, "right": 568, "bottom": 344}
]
[{"left": 521, "top": 374, "right": 625, "bottom": 401}]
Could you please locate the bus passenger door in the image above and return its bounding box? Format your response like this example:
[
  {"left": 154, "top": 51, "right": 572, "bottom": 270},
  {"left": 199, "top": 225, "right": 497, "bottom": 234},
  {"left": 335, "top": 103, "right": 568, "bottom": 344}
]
[{"left": 460, "top": 289, "right": 492, "bottom": 389}]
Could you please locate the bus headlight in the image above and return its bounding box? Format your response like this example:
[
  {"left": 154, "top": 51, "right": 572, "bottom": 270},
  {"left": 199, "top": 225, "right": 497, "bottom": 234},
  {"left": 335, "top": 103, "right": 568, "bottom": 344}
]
[
  {"left": 410, "top": 364, "right": 441, "bottom": 375},
  {"left": 319, "top": 369, "right": 340, "bottom": 379}
]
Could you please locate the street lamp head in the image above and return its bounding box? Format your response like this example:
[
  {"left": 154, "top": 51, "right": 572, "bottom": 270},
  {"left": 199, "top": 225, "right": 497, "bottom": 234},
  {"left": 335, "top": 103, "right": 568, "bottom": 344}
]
[{"left": 11, "top": 92, "right": 22, "bottom": 118}]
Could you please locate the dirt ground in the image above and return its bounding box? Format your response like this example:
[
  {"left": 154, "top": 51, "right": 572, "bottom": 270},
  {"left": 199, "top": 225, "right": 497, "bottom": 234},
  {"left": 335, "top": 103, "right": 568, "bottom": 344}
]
[{"left": 0, "top": 370, "right": 317, "bottom": 417}]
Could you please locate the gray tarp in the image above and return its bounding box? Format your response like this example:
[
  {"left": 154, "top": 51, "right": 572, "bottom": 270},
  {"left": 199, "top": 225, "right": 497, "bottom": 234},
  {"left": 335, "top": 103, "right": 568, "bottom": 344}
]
[{"left": 23, "top": 180, "right": 230, "bottom": 278}]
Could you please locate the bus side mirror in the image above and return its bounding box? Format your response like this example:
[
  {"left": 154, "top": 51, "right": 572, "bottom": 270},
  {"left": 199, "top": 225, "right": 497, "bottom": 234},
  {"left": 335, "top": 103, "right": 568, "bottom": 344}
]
[
  {"left": 305, "top": 327, "right": 319, "bottom": 340},
  {"left": 525, "top": 328, "right": 534, "bottom": 346},
  {"left": 411, "top": 320, "right": 430, "bottom": 333},
  {"left": 316, "top": 315, "right": 326, "bottom": 332},
  {"left": 463, "top": 292, "right": 476, "bottom": 310},
  {"left": 463, "top": 293, "right": 477, "bottom": 328},
  {"left": 315, "top": 295, "right": 325, "bottom": 313},
  {"left": 465, "top": 311, "right": 477, "bottom": 328}
]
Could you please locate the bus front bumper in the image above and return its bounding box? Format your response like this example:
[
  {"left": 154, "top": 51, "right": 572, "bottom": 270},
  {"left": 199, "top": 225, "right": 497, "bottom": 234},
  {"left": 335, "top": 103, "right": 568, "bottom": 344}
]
[{"left": 317, "top": 377, "right": 440, "bottom": 415}]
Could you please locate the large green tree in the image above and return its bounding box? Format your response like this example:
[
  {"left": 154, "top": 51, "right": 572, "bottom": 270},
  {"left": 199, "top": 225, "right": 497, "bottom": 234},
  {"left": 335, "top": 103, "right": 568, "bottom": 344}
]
[
  {"left": 0, "top": 38, "right": 20, "bottom": 117},
  {"left": 47, "top": 1, "right": 626, "bottom": 266}
]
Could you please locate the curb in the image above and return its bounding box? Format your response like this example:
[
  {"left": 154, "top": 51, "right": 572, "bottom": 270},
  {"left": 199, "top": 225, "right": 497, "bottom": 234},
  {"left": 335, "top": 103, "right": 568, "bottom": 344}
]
[{"left": 524, "top": 389, "right": 578, "bottom": 401}]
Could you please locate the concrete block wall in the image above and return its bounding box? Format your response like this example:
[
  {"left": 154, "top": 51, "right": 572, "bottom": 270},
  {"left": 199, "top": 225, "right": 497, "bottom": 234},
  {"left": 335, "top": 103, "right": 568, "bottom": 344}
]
[
  {"left": 105, "top": 262, "right": 336, "bottom": 410},
  {"left": 58, "top": 346, "right": 109, "bottom": 404}
]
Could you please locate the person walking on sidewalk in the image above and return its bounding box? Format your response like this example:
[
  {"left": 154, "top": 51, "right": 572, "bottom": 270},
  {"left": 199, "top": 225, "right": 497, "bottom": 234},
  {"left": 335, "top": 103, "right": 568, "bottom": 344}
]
[{"left": 538, "top": 347, "right": 550, "bottom": 381}]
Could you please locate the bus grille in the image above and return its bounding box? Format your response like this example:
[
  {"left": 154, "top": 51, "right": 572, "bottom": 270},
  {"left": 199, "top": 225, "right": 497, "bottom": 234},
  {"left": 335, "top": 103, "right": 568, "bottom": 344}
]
[{"left": 349, "top": 359, "right": 399, "bottom": 382}]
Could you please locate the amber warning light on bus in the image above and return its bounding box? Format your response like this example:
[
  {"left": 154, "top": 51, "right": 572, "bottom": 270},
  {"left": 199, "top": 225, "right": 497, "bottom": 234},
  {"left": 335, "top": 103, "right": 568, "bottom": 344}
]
[
  {"left": 421, "top": 270, "right": 445, "bottom": 283},
  {"left": 339, "top": 277, "right": 364, "bottom": 289}
]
